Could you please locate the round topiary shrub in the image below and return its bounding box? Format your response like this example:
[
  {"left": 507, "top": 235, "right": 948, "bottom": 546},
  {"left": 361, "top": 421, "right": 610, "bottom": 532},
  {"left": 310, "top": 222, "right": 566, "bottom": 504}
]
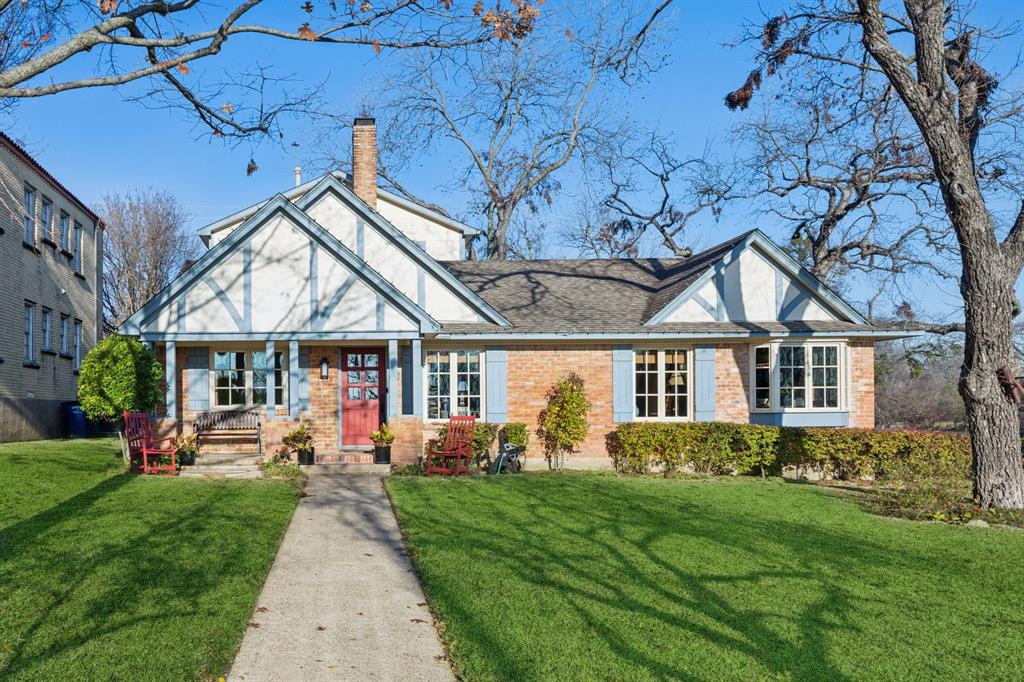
[{"left": 77, "top": 334, "right": 164, "bottom": 423}]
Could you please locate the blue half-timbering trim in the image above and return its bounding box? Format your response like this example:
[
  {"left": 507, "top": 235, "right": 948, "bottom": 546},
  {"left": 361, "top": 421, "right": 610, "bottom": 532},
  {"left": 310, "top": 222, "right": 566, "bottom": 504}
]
[
  {"left": 288, "top": 340, "right": 299, "bottom": 418},
  {"left": 309, "top": 240, "right": 318, "bottom": 328},
  {"left": 415, "top": 240, "right": 427, "bottom": 309},
  {"left": 387, "top": 339, "right": 399, "bottom": 419},
  {"left": 779, "top": 278, "right": 814, "bottom": 320},
  {"left": 692, "top": 292, "right": 716, "bottom": 319},
  {"left": 376, "top": 295, "right": 385, "bottom": 331},
  {"left": 356, "top": 218, "right": 365, "bottom": 257},
  {"left": 713, "top": 270, "right": 725, "bottom": 321},
  {"left": 485, "top": 346, "right": 508, "bottom": 423},
  {"left": 176, "top": 298, "right": 185, "bottom": 333},
  {"left": 775, "top": 269, "right": 784, "bottom": 318},
  {"left": 298, "top": 346, "right": 310, "bottom": 411},
  {"left": 315, "top": 275, "right": 358, "bottom": 331},
  {"left": 265, "top": 340, "right": 276, "bottom": 420},
  {"left": 411, "top": 339, "right": 423, "bottom": 417},
  {"left": 203, "top": 275, "right": 245, "bottom": 331},
  {"left": 750, "top": 411, "right": 850, "bottom": 427},
  {"left": 165, "top": 341, "right": 176, "bottom": 422},
  {"left": 612, "top": 344, "right": 634, "bottom": 423},
  {"left": 694, "top": 345, "right": 716, "bottom": 422},
  {"left": 186, "top": 347, "right": 209, "bottom": 411},
  {"left": 242, "top": 242, "right": 253, "bottom": 332}
]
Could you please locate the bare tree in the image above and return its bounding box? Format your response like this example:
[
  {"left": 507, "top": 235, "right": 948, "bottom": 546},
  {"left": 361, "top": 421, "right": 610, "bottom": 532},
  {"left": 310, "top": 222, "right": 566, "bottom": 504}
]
[
  {"left": 724, "top": 0, "right": 1024, "bottom": 508},
  {"left": 101, "top": 189, "right": 198, "bottom": 327},
  {"left": 356, "top": 2, "right": 671, "bottom": 259},
  {"left": 0, "top": 2, "right": 541, "bottom": 148},
  {"left": 876, "top": 339, "right": 966, "bottom": 430}
]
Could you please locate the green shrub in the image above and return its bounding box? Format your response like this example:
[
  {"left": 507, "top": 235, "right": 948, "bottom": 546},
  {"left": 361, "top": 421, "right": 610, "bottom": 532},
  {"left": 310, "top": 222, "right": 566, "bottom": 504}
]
[
  {"left": 431, "top": 421, "right": 500, "bottom": 459},
  {"left": 539, "top": 373, "right": 591, "bottom": 470},
  {"left": 391, "top": 462, "right": 424, "bottom": 476},
  {"left": 501, "top": 422, "right": 529, "bottom": 448},
  {"left": 77, "top": 335, "right": 164, "bottom": 422},
  {"left": 608, "top": 422, "right": 971, "bottom": 482},
  {"left": 259, "top": 459, "right": 305, "bottom": 479}
]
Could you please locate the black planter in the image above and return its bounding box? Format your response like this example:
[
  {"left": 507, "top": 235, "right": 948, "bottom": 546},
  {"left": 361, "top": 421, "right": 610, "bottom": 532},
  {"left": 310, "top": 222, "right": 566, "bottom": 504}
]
[
  {"left": 178, "top": 451, "right": 196, "bottom": 466},
  {"left": 373, "top": 445, "right": 392, "bottom": 465},
  {"left": 299, "top": 449, "right": 315, "bottom": 466}
]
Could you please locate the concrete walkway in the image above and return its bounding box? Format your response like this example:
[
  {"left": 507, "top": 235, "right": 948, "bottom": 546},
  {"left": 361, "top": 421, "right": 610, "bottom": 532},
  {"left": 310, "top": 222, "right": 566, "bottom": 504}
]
[{"left": 229, "top": 473, "right": 453, "bottom": 681}]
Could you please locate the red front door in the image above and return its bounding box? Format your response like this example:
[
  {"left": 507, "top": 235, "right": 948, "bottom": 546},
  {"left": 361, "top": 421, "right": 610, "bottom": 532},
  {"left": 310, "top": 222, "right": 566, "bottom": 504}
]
[{"left": 340, "top": 349, "right": 384, "bottom": 446}]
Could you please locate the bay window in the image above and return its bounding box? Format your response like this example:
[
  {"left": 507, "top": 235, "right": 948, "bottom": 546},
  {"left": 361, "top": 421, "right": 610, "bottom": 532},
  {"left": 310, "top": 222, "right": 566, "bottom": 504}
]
[
  {"left": 426, "top": 350, "right": 483, "bottom": 419},
  {"left": 751, "top": 343, "right": 843, "bottom": 411},
  {"left": 212, "top": 349, "right": 286, "bottom": 408},
  {"left": 634, "top": 348, "right": 690, "bottom": 420}
]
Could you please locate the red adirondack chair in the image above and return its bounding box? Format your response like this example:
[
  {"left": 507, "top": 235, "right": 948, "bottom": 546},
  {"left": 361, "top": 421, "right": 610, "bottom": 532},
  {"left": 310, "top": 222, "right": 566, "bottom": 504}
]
[
  {"left": 424, "top": 415, "right": 476, "bottom": 476},
  {"left": 123, "top": 411, "right": 178, "bottom": 476}
]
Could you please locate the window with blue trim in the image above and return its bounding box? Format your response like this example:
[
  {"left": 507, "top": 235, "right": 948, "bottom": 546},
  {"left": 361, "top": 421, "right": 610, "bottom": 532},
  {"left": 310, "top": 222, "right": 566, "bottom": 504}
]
[
  {"left": 212, "top": 349, "right": 287, "bottom": 408},
  {"left": 634, "top": 348, "right": 690, "bottom": 420}
]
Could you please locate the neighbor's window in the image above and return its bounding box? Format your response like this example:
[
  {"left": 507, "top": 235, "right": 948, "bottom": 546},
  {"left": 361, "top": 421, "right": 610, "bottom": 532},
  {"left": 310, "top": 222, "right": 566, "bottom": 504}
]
[
  {"left": 40, "top": 197, "right": 52, "bottom": 242},
  {"left": 23, "top": 185, "right": 35, "bottom": 244},
  {"left": 41, "top": 308, "right": 52, "bottom": 351},
  {"left": 753, "top": 346, "right": 771, "bottom": 409},
  {"left": 59, "top": 212, "right": 69, "bottom": 251},
  {"left": 213, "top": 350, "right": 287, "bottom": 408},
  {"left": 24, "top": 302, "right": 35, "bottom": 362},
  {"left": 73, "top": 320, "right": 82, "bottom": 369},
  {"left": 59, "top": 314, "right": 69, "bottom": 354},
  {"left": 72, "top": 221, "right": 82, "bottom": 273},
  {"left": 426, "top": 350, "right": 483, "bottom": 419},
  {"left": 634, "top": 348, "right": 690, "bottom": 420}
]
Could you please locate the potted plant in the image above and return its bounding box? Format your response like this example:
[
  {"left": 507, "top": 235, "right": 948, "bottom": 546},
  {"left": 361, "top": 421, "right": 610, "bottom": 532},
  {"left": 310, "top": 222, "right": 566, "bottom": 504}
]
[
  {"left": 370, "top": 423, "right": 395, "bottom": 464},
  {"left": 174, "top": 432, "right": 200, "bottom": 466},
  {"left": 282, "top": 424, "right": 316, "bottom": 465}
]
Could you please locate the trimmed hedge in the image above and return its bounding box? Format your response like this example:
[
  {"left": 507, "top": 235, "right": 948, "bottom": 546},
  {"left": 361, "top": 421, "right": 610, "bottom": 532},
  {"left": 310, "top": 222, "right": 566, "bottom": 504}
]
[{"left": 606, "top": 422, "right": 971, "bottom": 481}]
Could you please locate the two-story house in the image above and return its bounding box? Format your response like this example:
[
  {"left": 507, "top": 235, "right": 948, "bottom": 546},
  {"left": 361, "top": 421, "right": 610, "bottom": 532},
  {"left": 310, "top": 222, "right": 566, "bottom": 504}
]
[{"left": 0, "top": 133, "right": 103, "bottom": 441}]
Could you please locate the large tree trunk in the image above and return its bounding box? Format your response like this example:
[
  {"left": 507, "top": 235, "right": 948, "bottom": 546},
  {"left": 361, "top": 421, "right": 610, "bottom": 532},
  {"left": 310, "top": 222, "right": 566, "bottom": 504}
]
[
  {"left": 959, "top": 239, "right": 1024, "bottom": 508},
  {"left": 487, "top": 210, "right": 512, "bottom": 260}
]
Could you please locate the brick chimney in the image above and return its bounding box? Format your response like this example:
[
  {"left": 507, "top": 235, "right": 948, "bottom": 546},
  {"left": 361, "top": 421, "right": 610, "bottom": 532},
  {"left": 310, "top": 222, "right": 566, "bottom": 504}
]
[{"left": 352, "top": 117, "right": 377, "bottom": 209}]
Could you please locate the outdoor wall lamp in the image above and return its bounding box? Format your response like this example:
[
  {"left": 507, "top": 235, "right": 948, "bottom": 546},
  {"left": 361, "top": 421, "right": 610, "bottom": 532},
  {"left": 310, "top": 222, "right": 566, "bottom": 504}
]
[{"left": 320, "top": 357, "right": 329, "bottom": 380}]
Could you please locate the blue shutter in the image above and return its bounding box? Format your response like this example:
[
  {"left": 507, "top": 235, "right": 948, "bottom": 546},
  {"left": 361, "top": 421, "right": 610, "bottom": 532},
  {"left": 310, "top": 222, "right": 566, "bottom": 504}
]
[
  {"left": 612, "top": 345, "right": 634, "bottom": 423},
  {"left": 298, "top": 346, "right": 310, "bottom": 411},
  {"left": 694, "top": 345, "right": 717, "bottom": 422},
  {"left": 485, "top": 346, "right": 508, "bottom": 423},
  {"left": 186, "top": 347, "right": 209, "bottom": 411},
  {"left": 401, "top": 344, "right": 413, "bottom": 415}
]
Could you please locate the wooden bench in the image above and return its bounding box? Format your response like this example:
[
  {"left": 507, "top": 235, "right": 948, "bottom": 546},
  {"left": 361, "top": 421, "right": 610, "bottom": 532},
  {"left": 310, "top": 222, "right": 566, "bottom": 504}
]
[{"left": 193, "top": 411, "right": 262, "bottom": 455}]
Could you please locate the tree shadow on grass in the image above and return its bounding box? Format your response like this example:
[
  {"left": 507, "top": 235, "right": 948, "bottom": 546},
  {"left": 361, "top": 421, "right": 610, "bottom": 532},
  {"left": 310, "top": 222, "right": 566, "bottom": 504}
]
[
  {"left": 0, "top": 472, "right": 293, "bottom": 680},
  {"left": 391, "top": 476, "right": 940, "bottom": 681}
]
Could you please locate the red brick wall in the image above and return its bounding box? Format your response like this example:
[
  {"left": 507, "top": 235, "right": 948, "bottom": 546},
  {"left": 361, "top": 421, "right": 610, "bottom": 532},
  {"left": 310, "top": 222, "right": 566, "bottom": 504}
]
[
  {"left": 505, "top": 344, "right": 615, "bottom": 461},
  {"left": 849, "top": 341, "right": 875, "bottom": 428},
  {"left": 716, "top": 344, "right": 750, "bottom": 423}
]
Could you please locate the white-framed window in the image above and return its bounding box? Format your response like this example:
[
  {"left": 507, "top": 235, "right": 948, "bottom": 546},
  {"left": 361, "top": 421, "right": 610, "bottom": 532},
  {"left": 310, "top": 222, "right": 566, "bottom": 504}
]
[
  {"left": 23, "top": 184, "right": 35, "bottom": 244},
  {"left": 72, "top": 221, "right": 82, "bottom": 272},
  {"left": 425, "top": 349, "right": 484, "bottom": 419},
  {"left": 59, "top": 314, "right": 69, "bottom": 354},
  {"left": 24, "top": 302, "right": 35, "bottom": 362},
  {"left": 750, "top": 343, "right": 844, "bottom": 412},
  {"left": 41, "top": 308, "right": 52, "bottom": 351},
  {"left": 40, "top": 197, "right": 52, "bottom": 242},
  {"left": 59, "top": 212, "right": 69, "bottom": 251},
  {"left": 634, "top": 348, "right": 691, "bottom": 420},
  {"left": 211, "top": 349, "right": 287, "bottom": 409},
  {"left": 73, "top": 319, "right": 82, "bottom": 369}
]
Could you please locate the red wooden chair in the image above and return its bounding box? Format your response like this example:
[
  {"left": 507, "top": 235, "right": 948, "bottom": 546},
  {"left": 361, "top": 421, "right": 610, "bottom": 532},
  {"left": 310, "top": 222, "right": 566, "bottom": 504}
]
[
  {"left": 123, "top": 411, "right": 178, "bottom": 476},
  {"left": 425, "top": 415, "right": 476, "bottom": 476}
]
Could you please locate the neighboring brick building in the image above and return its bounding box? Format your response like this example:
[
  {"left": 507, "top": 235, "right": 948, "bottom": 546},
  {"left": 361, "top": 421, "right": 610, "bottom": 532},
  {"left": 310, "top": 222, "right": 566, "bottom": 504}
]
[
  {"left": 122, "top": 118, "right": 905, "bottom": 466},
  {"left": 0, "top": 134, "right": 103, "bottom": 442}
]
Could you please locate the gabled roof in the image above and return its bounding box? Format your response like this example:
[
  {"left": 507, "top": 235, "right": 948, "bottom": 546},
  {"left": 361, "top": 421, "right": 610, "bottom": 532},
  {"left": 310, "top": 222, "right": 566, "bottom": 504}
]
[
  {"left": 293, "top": 174, "right": 511, "bottom": 327},
  {"left": 197, "top": 170, "right": 479, "bottom": 241},
  {"left": 121, "top": 194, "right": 439, "bottom": 335},
  {"left": 442, "top": 230, "right": 879, "bottom": 336}
]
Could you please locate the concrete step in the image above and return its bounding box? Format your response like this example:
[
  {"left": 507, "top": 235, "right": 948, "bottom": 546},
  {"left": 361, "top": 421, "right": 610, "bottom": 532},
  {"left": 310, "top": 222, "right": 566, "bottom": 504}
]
[
  {"left": 307, "top": 463, "right": 390, "bottom": 476},
  {"left": 195, "top": 452, "right": 261, "bottom": 466},
  {"left": 180, "top": 465, "right": 261, "bottom": 479}
]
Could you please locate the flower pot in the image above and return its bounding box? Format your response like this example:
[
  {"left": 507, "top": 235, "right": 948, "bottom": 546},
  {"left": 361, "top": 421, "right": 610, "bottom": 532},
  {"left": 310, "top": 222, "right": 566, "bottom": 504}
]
[
  {"left": 373, "top": 445, "right": 391, "bottom": 465},
  {"left": 177, "top": 450, "right": 196, "bottom": 467},
  {"left": 299, "top": 448, "right": 315, "bottom": 466}
]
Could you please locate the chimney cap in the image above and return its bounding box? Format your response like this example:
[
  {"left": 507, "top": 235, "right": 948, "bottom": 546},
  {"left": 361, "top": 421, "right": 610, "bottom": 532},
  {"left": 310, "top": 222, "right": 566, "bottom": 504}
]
[{"left": 353, "top": 116, "right": 376, "bottom": 126}]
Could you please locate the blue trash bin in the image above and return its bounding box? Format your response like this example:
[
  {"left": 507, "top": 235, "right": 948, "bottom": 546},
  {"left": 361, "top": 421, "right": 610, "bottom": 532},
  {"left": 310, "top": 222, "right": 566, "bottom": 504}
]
[{"left": 64, "top": 402, "right": 92, "bottom": 438}]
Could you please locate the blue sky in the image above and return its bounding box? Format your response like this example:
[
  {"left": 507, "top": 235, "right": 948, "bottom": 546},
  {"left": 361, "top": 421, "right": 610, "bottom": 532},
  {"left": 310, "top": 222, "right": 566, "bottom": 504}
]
[{"left": 5, "top": 1, "right": 1023, "bottom": 322}]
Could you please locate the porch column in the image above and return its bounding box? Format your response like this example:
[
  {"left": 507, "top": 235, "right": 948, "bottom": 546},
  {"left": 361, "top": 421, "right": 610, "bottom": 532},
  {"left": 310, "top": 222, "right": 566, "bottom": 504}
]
[
  {"left": 411, "top": 339, "right": 423, "bottom": 417},
  {"left": 288, "top": 340, "right": 299, "bottom": 419},
  {"left": 164, "top": 341, "right": 176, "bottom": 422},
  {"left": 265, "top": 340, "right": 276, "bottom": 420},
  {"left": 388, "top": 339, "right": 399, "bottom": 418}
]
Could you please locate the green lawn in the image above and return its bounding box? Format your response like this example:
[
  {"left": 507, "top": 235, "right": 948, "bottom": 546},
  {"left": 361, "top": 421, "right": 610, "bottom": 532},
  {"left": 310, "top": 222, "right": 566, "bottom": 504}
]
[
  {"left": 0, "top": 438, "right": 299, "bottom": 681},
  {"left": 387, "top": 473, "right": 1024, "bottom": 681}
]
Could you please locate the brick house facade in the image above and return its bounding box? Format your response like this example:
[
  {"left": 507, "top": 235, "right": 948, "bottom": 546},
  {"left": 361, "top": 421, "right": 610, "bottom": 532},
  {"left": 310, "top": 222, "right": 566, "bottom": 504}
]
[{"left": 127, "top": 118, "right": 907, "bottom": 467}]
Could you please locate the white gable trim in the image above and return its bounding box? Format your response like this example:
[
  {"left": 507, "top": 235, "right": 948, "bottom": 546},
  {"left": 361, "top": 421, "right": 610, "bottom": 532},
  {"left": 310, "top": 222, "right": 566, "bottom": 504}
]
[
  {"left": 121, "top": 195, "right": 439, "bottom": 336},
  {"left": 645, "top": 230, "right": 868, "bottom": 326}
]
